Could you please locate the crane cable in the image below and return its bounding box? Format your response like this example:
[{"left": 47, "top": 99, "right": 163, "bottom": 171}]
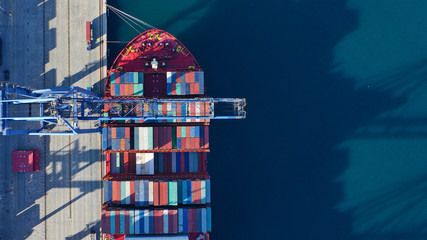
[
  {"left": 109, "top": 6, "right": 142, "bottom": 35},
  {"left": 107, "top": 4, "right": 156, "bottom": 29},
  {"left": 106, "top": 4, "right": 156, "bottom": 35}
]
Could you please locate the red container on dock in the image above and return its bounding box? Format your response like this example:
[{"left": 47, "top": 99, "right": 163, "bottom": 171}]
[{"left": 12, "top": 150, "right": 39, "bottom": 172}]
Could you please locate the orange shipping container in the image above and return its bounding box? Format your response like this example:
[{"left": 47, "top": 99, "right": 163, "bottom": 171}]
[
  {"left": 120, "top": 139, "right": 126, "bottom": 149},
  {"left": 160, "top": 182, "right": 168, "bottom": 206},
  {"left": 153, "top": 181, "right": 159, "bottom": 206},
  {"left": 187, "top": 72, "right": 195, "bottom": 83},
  {"left": 112, "top": 127, "right": 116, "bottom": 139},
  {"left": 125, "top": 127, "right": 130, "bottom": 139}
]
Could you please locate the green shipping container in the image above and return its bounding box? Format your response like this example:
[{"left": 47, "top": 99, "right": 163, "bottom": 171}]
[
  {"left": 172, "top": 127, "right": 177, "bottom": 149},
  {"left": 147, "top": 127, "right": 153, "bottom": 150},
  {"left": 133, "top": 72, "right": 138, "bottom": 84},
  {"left": 168, "top": 181, "right": 178, "bottom": 205}
]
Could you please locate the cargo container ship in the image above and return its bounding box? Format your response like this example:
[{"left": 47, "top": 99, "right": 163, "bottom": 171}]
[{"left": 101, "top": 29, "right": 212, "bottom": 240}]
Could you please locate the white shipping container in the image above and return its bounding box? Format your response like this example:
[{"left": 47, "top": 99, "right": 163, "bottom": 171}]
[
  {"left": 138, "top": 127, "right": 144, "bottom": 150},
  {"left": 149, "top": 181, "right": 154, "bottom": 205},
  {"left": 125, "top": 181, "right": 131, "bottom": 204},
  {"left": 136, "top": 153, "right": 154, "bottom": 175},
  {"left": 116, "top": 153, "right": 120, "bottom": 170},
  {"left": 201, "top": 180, "right": 206, "bottom": 204},
  {"left": 163, "top": 209, "right": 168, "bottom": 234}
]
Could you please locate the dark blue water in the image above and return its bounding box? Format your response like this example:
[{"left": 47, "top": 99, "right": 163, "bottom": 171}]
[{"left": 107, "top": 1, "right": 427, "bottom": 239}]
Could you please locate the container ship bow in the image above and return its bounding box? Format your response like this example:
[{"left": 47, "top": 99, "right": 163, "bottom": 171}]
[{"left": 101, "top": 29, "right": 245, "bottom": 240}]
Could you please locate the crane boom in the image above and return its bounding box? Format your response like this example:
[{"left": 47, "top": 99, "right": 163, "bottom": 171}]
[{"left": 0, "top": 83, "right": 246, "bottom": 135}]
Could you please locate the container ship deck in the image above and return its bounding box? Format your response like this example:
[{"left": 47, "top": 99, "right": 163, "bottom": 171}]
[{"left": 102, "top": 29, "right": 212, "bottom": 240}]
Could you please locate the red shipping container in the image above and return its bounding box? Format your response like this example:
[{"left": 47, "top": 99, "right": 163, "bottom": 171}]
[
  {"left": 153, "top": 181, "right": 159, "bottom": 206},
  {"left": 125, "top": 210, "right": 130, "bottom": 234},
  {"left": 124, "top": 153, "right": 129, "bottom": 173},
  {"left": 181, "top": 138, "right": 186, "bottom": 149},
  {"left": 186, "top": 127, "right": 191, "bottom": 138},
  {"left": 169, "top": 209, "right": 178, "bottom": 233},
  {"left": 126, "top": 84, "right": 130, "bottom": 96},
  {"left": 188, "top": 72, "right": 195, "bottom": 83},
  {"left": 203, "top": 102, "right": 208, "bottom": 116},
  {"left": 203, "top": 126, "right": 209, "bottom": 148},
  {"left": 189, "top": 83, "right": 195, "bottom": 94},
  {"left": 180, "top": 152, "right": 185, "bottom": 172},
  {"left": 176, "top": 102, "right": 182, "bottom": 117},
  {"left": 186, "top": 138, "right": 191, "bottom": 149},
  {"left": 187, "top": 208, "right": 193, "bottom": 232},
  {"left": 120, "top": 84, "right": 126, "bottom": 96},
  {"left": 177, "top": 126, "right": 181, "bottom": 138},
  {"left": 113, "top": 181, "right": 120, "bottom": 203},
  {"left": 192, "top": 138, "right": 197, "bottom": 149},
  {"left": 106, "top": 153, "right": 111, "bottom": 174},
  {"left": 102, "top": 210, "right": 110, "bottom": 234},
  {"left": 128, "top": 153, "right": 136, "bottom": 173},
  {"left": 194, "top": 83, "right": 200, "bottom": 94},
  {"left": 121, "top": 84, "right": 126, "bottom": 96},
  {"left": 195, "top": 137, "right": 200, "bottom": 149},
  {"left": 160, "top": 182, "right": 168, "bottom": 206},
  {"left": 115, "top": 211, "right": 121, "bottom": 235},
  {"left": 112, "top": 127, "right": 116, "bottom": 139},
  {"left": 130, "top": 84, "right": 134, "bottom": 96},
  {"left": 153, "top": 127, "right": 158, "bottom": 150},
  {"left": 111, "top": 84, "right": 116, "bottom": 96},
  {"left": 162, "top": 102, "right": 168, "bottom": 116},
  {"left": 125, "top": 127, "right": 130, "bottom": 139},
  {"left": 155, "top": 210, "right": 163, "bottom": 234},
  {"left": 115, "top": 72, "right": 120, "bottom": 83},
  {"left": 188, "top": 138, "right": 192, "bottom": 149},
  {"left": 130, "top": 181, "right": 135, "bottom": 204}
]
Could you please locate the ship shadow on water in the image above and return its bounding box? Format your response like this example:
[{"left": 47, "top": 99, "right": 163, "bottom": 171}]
[
  {"left": 179, "top": 0, "right": 427, "bottom": 239},
  {"left": 330, "top": 1, "right": 427, "bottom": 239}
]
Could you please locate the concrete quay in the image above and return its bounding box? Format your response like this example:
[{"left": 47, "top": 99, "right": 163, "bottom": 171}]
[{"left": 0, "top": 0, "right": 107, "bottom": 239}]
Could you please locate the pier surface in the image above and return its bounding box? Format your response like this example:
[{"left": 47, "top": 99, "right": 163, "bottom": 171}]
[{"left": 0, "top": 0, "right": 107, "bottom": 239}]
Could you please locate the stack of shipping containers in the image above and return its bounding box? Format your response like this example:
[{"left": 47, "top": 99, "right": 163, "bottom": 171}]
[{"left": 101, "top": 69, "right": 211, "bottom": 240}]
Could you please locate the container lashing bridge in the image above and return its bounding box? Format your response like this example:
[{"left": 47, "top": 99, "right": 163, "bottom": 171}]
[{"left": 0, "top": 83, "right": 246, "bottom": 135}]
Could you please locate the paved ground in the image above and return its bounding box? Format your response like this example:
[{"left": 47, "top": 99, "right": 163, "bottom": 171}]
[{"left": 0, "top": 0, "right": 107, "bottom": 239}]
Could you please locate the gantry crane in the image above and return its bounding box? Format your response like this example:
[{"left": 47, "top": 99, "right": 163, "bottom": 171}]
[{"left": 0, "top": 82, "right": 246, "bottom": 135}]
